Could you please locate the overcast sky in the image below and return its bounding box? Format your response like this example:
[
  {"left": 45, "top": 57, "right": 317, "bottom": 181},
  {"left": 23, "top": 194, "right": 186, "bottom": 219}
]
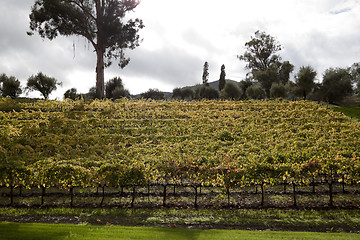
[{"left": 1, "top": 0, "right": 360, "bottom": 99}]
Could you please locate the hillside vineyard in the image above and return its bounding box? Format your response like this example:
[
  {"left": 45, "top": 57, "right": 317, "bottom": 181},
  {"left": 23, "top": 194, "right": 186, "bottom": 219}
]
[{"left": 1, "top": 98, "right": 360, "bottom": 207}]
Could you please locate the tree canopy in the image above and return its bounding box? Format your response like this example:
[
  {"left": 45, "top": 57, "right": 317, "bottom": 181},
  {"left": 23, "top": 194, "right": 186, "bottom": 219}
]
[
  {"left": 320, "top": 68, "right": 353, "bottom": 104},
  {"left": 238, "top": 31, "right": 293, "bottom": 98},
  {"left": 238, "top": 30, "right": 282, "bottom": 72},
  {"left": 141, "top": 89, "right": 166, "bottom": 100},
  {"left": 219, "top": 64, "right": 226, "bottom": 91},
  {"left": 64, "top": 88, "right": 79, "bottom": 100},
  {"left": 28, "top": 0, "right": 144, "bottom": 98},
  {"left": 105, "top": 77, "right": 130, "bottom": 99},
  {"left": 0, "top": 74, "right": 22, "bottom": 98},
  {"left": 26, "top": 72, "right": 61, "bottom": 99},
  {"left": 202, "top": 62, "right": 209, "bottom": 85},
  {"left": 221, "top": 81, "right": 242, "bottom": 100},
  {"left": 295, "top": 66, "right": 317, "bottom": 100}
]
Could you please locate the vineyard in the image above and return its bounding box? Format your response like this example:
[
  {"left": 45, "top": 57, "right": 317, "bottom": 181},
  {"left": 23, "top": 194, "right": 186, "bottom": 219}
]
[{"left": 1, "top": 98, "right": 360, "bottom": 208}]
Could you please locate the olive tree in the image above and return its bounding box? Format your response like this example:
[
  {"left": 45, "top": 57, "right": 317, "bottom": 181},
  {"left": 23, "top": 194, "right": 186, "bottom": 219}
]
[
  {"left": 27, "top": 72, "right": 61, "bottom": 99},
  {"left": 105, "top": 77, "right": 130, "bottom": 99},
  {"left": 320, "top": 68, "right": 353, "bottom": 104},
  {"left": 295, "top": 66, "right": 317, "bottom": 100},
  {"left": 0, "top": 74, "right": 22, "bottom": 98}
]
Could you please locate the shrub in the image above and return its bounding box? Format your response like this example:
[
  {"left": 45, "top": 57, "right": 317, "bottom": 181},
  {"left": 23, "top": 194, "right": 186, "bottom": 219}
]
[
  {"left": 246, "top": 83, "right": 266, "bottom": 99},
  {"left": 221, "top": 82, "right": 242, "bottom": 100}
]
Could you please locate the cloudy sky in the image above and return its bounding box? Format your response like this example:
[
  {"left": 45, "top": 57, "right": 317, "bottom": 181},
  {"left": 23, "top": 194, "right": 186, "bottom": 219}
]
[{"left": 1, "top": 0, "right": 360, "bottom": 99}]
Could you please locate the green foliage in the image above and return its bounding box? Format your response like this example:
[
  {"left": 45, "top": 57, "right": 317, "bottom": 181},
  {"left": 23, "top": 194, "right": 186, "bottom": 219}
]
[
  {"left": 195, "top": 85, "right": 220, "bottom": 100},
  {"left": 105, "top": 77, "right": 130, "bottom": 99},
  {"left": 238, "top": 79, "right": 254, "bottom": 99},
  {"left": 26, "top": 72, "right": 61, "bottom": 99},
  {"left": 172, "top": 88, "right": 182, "bottom": 99},
  {"left": 238, "top": 30, "right": 282, "bottom": 72},
  {"left": 284, "top": 81, "right": 298, "bottom": 100},
  {"left": 3, "top": 222, "right": 360, "bottom": 240},
  {"left": 278, "top": 61, "right": 295, "bottom": 85},
  {"left": 1, "top": 99, "right": 360, "bottom": 204},
  {"left": 349, "top": 62, "right": 360, "bottom": 95},
  {"left": 202, "top": 61, "right": 209, "bottom": 85},
  {"left": 246, "top": 83, "right": 266, "bottom": 99},
  {"left": 220, "top": 82, "right": 242, "bottom": 100},
  {"left": 0, "top": 98, "right": 24, "bottom": 112},
  {"left": 172, "top": 87, "right": 194, "bottom": 100},
  {"left": 331, "top": 106, "right": 360, "bottom": 121},
  {"left": 270, "top": 82, "right": 286, "bottom": 99},
  {"left": 295, "top": 66, "right": 317, "bottom": 99},
  {"left": 0, "top": 74, "right": 22, "bottom": 98},
  {"left": 87, "top": 87, "right": 98, "bottom": 100},
  {"left": 320, "top": 68, "right": 353, "bottom": 104},
  {"left": 140, "top": 89, "right": 166, "bottom": 100},
  {"left": 238, "top": 31, "right": 294, "bottom": 98},
  {"left": 64, "top": 88, "right": 79, "bottom": 100},
  {"left": 219, "top": 64, "right": 226, "bottom": 91}
]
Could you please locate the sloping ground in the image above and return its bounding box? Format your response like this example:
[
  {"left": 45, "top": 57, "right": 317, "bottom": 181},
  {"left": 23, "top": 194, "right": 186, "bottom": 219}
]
[{"left": 0, "top": 98, "right": 360, "bottom": 206}]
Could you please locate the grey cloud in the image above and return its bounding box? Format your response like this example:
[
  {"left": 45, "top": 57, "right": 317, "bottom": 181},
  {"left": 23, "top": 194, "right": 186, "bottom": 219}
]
[
  {"left": 182, "top": 29, "right": 222, "bottom": 55},
  {"left": 0, "top": 1, "right": 97, "bottom": 92},
  {"left": 122, "top": 46, "right": 204, "bottom": 88}
]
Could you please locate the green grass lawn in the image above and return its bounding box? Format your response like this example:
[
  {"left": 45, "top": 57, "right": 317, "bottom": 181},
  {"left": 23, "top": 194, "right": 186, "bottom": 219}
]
[
  {"left": 1, "top": 222, "right": 360, "bottom": 240},
  {"left": 331, "top": 105, "right": 360, "bottom": 120},
  {"left": 2, "top": 207, "right": 360, "bottom": 233}
]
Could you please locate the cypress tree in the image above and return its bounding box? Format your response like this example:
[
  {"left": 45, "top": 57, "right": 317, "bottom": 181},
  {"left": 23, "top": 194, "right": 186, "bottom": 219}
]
[
  {"left": 202, "top": 62, "right": 209, "bottom": 85},
  {"left": 219, "top": 64, "right": 226, "bottom": 91}
]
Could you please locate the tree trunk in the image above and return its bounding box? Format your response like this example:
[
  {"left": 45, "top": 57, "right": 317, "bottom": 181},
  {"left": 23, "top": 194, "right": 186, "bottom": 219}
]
[
  {"left": 10, "top": 184, "right": 14, "bottom": 206},
  {"left": 95, "top": 0, "right": 105, "bottom": 99},
  {"left": 70, "top": 187, "right": 74, "bottom": 207},
  {"left": 260, "top": 182, "right": 265, "bottom": 207},
  {"left": 193, "top": 186, "right": 198, "bottom": 209},
  {"left": 163, "top": 184, "right": 167, "bottom": 207},
  {"left": 312, "top": 177, "right": 316, "bottom": 193},
  {"left": 329, "top": 181, "right": 333, "bottom": 207},
  {"left": 96, "top": 49, "right": 105, "bottom": 99},
  {"left": 41, "top": 185, "right": 46, "bottom": 206},
  {"left": 226, "top": 188, "right": 230, "bottom": 205},
  {"left": 100, "top": 185, "right": 105, "bottom": 207},
  {"left": 292, "top": 182, "right": 297, "bottom": 207},
  {"left": 131, "top": 187, "right": 136, "bottom": 208}
]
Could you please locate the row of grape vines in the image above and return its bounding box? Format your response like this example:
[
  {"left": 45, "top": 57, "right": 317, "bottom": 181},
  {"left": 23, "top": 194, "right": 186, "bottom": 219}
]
[{"left": 1, "top": 98, "right": 360, "bottom": 208}]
